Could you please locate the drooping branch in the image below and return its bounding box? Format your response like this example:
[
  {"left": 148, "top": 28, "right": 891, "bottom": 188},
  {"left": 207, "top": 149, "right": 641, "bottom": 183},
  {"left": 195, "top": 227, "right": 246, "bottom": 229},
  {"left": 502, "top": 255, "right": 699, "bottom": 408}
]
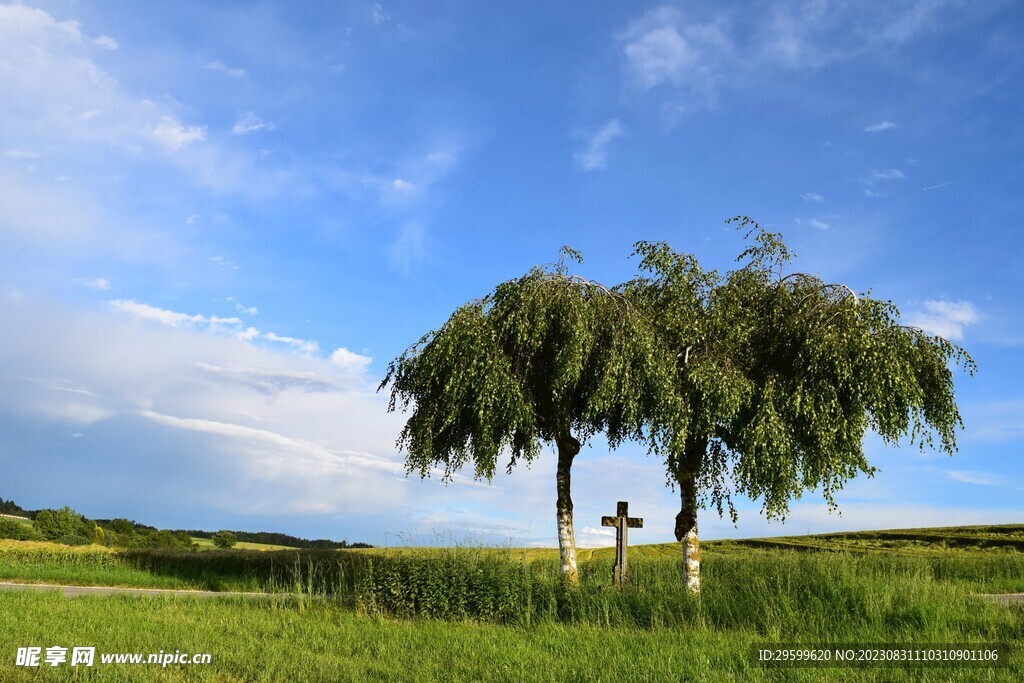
[{"left": 777, "top": 272, "right": 860, "bottom": 305}]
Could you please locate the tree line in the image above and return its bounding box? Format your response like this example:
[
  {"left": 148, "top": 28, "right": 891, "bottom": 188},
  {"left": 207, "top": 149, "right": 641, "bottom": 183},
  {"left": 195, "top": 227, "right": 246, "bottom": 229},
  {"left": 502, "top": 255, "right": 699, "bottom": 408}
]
[
  {"left": 0, "top": 499, "right": 372, "bottom": 550},
  {"left": 179, "top": 529, "right": 372, "bottom": 549}
]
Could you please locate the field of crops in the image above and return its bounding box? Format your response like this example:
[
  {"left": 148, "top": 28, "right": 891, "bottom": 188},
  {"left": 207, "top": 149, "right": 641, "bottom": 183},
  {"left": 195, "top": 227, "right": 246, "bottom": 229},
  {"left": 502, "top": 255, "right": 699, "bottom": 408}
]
[{"left": 1, "top": 526, "right": 1021, "bottom": 680}]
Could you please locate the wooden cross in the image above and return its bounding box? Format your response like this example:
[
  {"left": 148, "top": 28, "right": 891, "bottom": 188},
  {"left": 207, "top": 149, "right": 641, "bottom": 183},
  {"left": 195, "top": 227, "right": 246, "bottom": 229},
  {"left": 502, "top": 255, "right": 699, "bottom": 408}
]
[{"left": 601, "top": 501, "right": 643, "bottom": 586}]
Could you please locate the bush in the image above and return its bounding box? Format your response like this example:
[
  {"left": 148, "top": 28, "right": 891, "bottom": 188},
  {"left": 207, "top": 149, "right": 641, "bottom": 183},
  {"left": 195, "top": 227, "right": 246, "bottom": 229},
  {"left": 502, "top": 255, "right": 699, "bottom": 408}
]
[
  {"left": 34, "top": 507, "right": 94, "bottom": 541},
  {"left": 0, "top": 518, "right": 43, "bottom": 541},
  {"left": 212, "top": 531, "right": 238, "bottom": 549},
  {"left": 57, "top": 534, "right": 91, "bottom": 546}
]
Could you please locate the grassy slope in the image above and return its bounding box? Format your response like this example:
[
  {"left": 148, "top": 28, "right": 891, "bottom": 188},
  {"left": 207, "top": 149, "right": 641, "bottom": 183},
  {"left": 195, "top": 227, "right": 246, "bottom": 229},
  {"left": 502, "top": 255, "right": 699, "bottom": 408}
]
[
  {"left": 0, "top": 514, "right": 33, "bottom": 527},
  {"left": 190, "top": 537, "right": 295, "bottom": 552}
]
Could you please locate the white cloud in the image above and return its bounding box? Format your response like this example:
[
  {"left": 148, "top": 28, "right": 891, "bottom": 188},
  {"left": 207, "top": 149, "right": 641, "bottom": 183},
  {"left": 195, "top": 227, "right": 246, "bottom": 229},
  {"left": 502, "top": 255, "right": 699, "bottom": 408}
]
[
  {"left": 965, "top": 401, "right": 1024, "bottom": 442},
  {"left": 110, "top": 301, "right": 323, "bottom": 358},
  {"left": 210, "top": 255, "right": 239, "bottom": 270},
  {"left": 235, "top": 304, "right": 258, "bottom": 315},
  {"left": 371, "top": 3, "right": 390, "bottom": 25},
  {"left": 336, "top": 143, "right": 463, "bottom": 208},
  {"left": 264, "top": 332, "right": 320, "bottom": 355},
  {"left": 922, "top": 180, "right": 957, "bottom": 191},
  {"left": 205, "top": 60, "right": 246, "bottom": 78},
  {"left": 110, "top": 299, "right": 247, "bottom": 336},
  {"left": 904, "top": 299, "right": 980, "bottom": 340},
  {"left": 93, "top": 35, "right": 118, "bottom": 50},
  {"left": 864, "top": 121, "right": 898, "bottom": 132},
  {"left": 231, "top": 112, "right": 274, "bottom": 135},
  {"left": 32, "top": 401, "right": 114, "bottom": 426},
  {"left": 573, "top": 119, "right": 624, "bottom": 172},
  {"left": 137, "top": 409, "right": 402, "bottom": 475},
  {"left": 869, "top": 168, "right": 906, "bottom": 181},
  {"left": 73, "top": 277, "right": 110, "bottom": 290},
  {"left": 0, "top": 4, "right": 82, "bottom": 43},
  {"left": 0, "top": 5, "right": 286, "bottom": 201},
  {"left": 150, "top": 115, "right": 206, "bottom": 150},
  {"left": 576, "top": 525, "right": 616, "bottom": 549},
  {"left": 3, "top": 149, "right": 42, "bottom": 160},
  {"left": 330, "top": 347, "right": 373, "bottom": 373},
  {"left": 617, "top": 7, "right": 730, "bottom": 96},
  {"left": 882, "top": 0, "right": 957, "bottom": 44},
  {"left": 795, "top": 217, "right": 830, "bottom": 230},
  {"left": 800, "top": 192, "right": 825, "bottom": 203},
  {"left": 946, "top": 470, "right": 1003, "bottom": 487},
  {"left": 624, "top": 25, "right": 694, "bottom": 90},
  {"left": 387, "top": 222, "right": 427, "bottom": 275},
  {"left": 614, "top": 2, "right": 972, "bottom": 114},
  {"left": 193, "top": 362, "right": 342, "bottom": 394}
]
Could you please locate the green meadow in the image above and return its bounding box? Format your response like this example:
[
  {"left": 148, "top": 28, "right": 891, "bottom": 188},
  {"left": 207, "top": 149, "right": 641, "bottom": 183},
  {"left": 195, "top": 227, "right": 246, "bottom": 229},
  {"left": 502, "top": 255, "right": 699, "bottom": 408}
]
[{"left": 1, "top": 525, "right": 1022, "bottom": 681}]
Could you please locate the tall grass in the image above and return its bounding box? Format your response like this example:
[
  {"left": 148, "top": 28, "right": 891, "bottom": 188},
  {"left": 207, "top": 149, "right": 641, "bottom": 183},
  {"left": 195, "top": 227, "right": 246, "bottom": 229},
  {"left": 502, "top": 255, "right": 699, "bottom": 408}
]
[
  {"left": 355, "top": 546, "right": 1024, "bottom": 643},
  {"left": 0, "top": 540, "right": 376, "bottom": 595}
]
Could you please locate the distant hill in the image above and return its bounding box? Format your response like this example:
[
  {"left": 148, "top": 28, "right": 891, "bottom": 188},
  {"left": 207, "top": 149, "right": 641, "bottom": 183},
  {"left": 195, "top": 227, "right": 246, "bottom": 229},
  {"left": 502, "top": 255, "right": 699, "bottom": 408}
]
[
  {"left": 177, "top": 529, "right": 372, "bottom": 550},
  {"left": 2, "top": 496, "right": 372, "bottom": 549},
  {"left": 0, "top": 497, "right": 33, "bottom": 518}
]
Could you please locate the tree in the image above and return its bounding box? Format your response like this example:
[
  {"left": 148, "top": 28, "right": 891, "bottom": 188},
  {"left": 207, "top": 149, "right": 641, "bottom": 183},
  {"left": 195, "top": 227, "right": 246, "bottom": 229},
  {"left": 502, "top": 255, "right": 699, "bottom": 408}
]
[
  {"left": 33, "top": 506, "right": 94, "bottom": 541},
  {"left": 212, "top": 530, "right": 238, "bottom": 549},
  {"left": 626, "top": 218, "right": 975, "bottom": 592},
  {"left": 380, "top": 249, "right": 682, "bottom": 583}
]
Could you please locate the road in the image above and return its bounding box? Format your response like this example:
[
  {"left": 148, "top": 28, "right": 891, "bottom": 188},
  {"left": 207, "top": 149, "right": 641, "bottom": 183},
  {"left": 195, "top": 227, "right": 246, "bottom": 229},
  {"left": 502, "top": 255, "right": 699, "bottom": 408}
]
[
  {"left": 1, "top": 581, "right": 1020, "bottom": 605},
  {"left": 0, "top": 581, "right": 289, "bottom": 599}
]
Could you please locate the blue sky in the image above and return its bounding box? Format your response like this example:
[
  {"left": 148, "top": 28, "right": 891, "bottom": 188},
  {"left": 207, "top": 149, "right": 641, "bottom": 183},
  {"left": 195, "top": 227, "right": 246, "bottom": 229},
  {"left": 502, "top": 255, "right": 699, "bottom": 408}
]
[{"left": 1, "top": 0, "right": 1022, "bottom": 547}]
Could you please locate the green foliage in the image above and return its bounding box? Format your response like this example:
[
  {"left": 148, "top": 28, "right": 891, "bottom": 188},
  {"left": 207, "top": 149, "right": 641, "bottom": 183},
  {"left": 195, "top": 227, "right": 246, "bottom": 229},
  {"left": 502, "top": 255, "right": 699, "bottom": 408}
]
[
  {"left": 212, "top": 530, "right": 238, "bottom": 549},
  {"left": 95, "top": 518, "right": 196, "bottom": 549},
  {"left": 0, "top": 518, "right": 42, "bottom": 541},
  {"left": 56, "top": 534, "right": 90, "bottom": 546},
  {"left": 626, "top": 217, "right": 976, "bottom": 521},
  {"left": 32, "top": 506, "right": 94, "bottom": 541},
  {"left": 104, "top": 518, "right": 140, "bottom": 536},
  {"left": 354, "top": 547, "right": 1024, "bottom": 636},
  {"left": 380, "top": 252, "right": 683, "bottom": 480}
]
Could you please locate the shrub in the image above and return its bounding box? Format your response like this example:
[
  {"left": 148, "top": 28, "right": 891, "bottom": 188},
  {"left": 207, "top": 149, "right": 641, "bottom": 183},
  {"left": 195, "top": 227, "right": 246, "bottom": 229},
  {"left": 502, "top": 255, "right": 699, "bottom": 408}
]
[
  {"left": 57, "top": 534, "right": 91, "bottom": 546},
  {"left": 212, "top": 531, "right": 238, "bottom": 549},
  {"left": 34, "top": 507, "right": 94, "bottom": 541}
]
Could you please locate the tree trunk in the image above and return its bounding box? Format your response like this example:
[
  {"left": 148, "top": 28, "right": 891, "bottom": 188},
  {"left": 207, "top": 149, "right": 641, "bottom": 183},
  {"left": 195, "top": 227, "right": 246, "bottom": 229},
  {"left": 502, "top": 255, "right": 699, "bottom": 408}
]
[
  {"left": 674, "top": 437, "right": 705, "bottom": 594},
  {"left": 555, "top": 432, "right": 581, "bottom": 585}
]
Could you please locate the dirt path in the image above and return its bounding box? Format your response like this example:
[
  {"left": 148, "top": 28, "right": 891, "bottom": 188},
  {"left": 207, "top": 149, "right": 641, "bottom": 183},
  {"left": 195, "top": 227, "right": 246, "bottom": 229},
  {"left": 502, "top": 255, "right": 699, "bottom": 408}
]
[
  {"left": 974, "top": 593, "right": 1024, "bottom": 606},
  {"left": 0, "top": 581, "right": 291, "bottom": 599}
]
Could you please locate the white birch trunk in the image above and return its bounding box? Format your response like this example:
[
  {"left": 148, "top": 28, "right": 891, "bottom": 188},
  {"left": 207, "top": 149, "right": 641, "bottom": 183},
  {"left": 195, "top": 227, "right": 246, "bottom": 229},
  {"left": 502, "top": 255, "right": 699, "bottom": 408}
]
[
  {"left": 675, "top": 438, "right": 703, "bottom": 594},
  {"left": 555, "top": 433, "right": 580, "bottom": 585},
  {"left": 682, "top": 526, "right": 700, "bottom": 594}
]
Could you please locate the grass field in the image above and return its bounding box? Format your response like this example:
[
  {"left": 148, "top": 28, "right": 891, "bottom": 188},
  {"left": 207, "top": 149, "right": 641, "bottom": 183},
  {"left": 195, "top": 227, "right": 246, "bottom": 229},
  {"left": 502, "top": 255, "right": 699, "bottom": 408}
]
[
  {"left": 0, "top": 525, "right": 1021, "bottom": 681},
  {"left": 0, "top": 514, "right": 33, "bottom": 524},
  {"left": 189, "top": 537, "right": 296, "bottom": 552}
]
